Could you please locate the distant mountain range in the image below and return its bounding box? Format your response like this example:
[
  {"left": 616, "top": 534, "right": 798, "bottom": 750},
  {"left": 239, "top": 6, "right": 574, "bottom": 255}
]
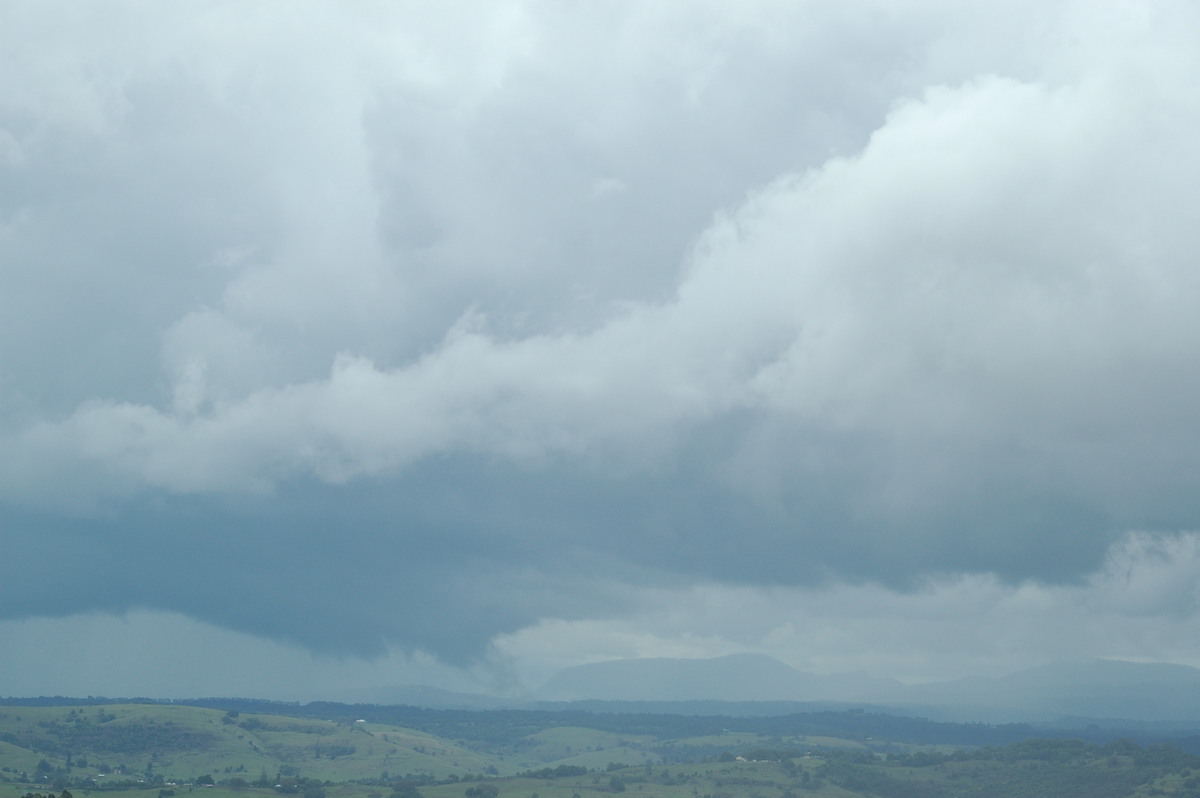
[
  {"left": 535, "top": 653, "right": 1200, "bottom": 724},
  {"left": 337, "top": 654, "right": 1200, "bottom": 726},
  {"left": 538, "top": 653, "right": 899, "bottom": 703}
]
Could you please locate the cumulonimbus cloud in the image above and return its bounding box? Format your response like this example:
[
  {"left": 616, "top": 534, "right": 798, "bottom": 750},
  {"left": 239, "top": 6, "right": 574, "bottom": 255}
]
[
  {"left": 4, "top": 0, "right": 1200, "bottom": 666},
  {"left": 6, "top": 69, "right": 1198, "bottom": 518}
]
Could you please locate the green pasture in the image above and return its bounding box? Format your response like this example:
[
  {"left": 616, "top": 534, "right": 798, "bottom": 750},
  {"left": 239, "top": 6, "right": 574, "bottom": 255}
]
[{"left": 8, "top": 701, "right": 1200, "bottom": 798}]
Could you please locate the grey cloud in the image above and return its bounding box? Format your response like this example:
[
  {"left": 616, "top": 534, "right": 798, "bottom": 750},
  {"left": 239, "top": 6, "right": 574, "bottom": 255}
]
[{"left": 4, "top": 1, "right": 1200, "bottom": 669}]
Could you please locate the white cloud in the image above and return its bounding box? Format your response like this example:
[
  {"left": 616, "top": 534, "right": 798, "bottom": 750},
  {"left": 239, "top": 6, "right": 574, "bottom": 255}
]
[{"left": 7, "top": 53, "right": 1200, "bottom": 517}]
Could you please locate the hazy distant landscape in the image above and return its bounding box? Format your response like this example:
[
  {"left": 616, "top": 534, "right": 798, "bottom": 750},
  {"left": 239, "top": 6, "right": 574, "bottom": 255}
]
[
  {"left": 10, "top": 656, "right": 1200, "bottom": 798},
  {"left": 533, "top": 655, "right": 1200, "bottom": 723},
  {"left": 6, "top": 686, "right": 1200, "bottom": 798}
]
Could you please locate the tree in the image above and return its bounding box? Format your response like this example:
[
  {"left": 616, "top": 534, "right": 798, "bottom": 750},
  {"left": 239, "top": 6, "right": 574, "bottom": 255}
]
[
  {"left": 390, "top": 784, "right": 423, "bottom": 798},
  {"left": 465, "top": 785, "right": 498, "bottom": 798}
]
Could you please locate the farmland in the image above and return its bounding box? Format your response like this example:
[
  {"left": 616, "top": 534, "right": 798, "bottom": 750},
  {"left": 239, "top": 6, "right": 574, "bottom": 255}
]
[{"left": 4, "top": 702, "right": 1200, "bottom": 798}]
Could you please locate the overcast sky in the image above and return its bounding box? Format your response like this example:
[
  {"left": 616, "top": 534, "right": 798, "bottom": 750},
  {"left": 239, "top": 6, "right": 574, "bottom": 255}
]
[{"left": 5, "top": 0, "right": 1200, "bottom": 701}]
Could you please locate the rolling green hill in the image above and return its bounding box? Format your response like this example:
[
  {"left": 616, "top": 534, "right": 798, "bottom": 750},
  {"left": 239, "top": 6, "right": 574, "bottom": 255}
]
[
  {"left": 0, "top": 705, "right": 503, "bottom": 784},
  {"left": 7, "top": 738, "right": 1200, "bottom": 798},
  {"left": 5, "top": 702, "right": 1200, "bottom": 798}
]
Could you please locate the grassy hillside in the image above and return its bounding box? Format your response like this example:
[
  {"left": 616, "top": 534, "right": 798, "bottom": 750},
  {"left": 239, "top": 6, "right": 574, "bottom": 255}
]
[
  {"left": 6, "top": 702, "right": 1200, "bottom": 797},
  {"left": 0, "top": 705, "right": 502, "bottom": 784},
  {"left": 0, "top": 704, "right": 831, "bottom": 784},
  {"left": 8, "top": 742, "right": 1200, "bottom": 798}
]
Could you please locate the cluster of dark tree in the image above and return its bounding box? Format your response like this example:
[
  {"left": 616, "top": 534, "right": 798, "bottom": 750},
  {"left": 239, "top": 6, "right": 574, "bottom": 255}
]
[
  {"left": 314, "top": 744, "right": 356, "bottom": 759},
  {"left": 463, "top": 784, "right": 498, "bottom": 798},
  {"left": 388, "top": 781, "right": 425, "bottom": 798},
  {"left": 273, "top": 775, "right": 327, "bottom": 798}
]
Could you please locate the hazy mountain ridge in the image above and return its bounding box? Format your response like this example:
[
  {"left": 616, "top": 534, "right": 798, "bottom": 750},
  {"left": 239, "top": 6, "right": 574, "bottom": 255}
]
[
  {"left": 537, "top": 654, "right": 1200, "bottom": 724},
  {"left": 538, "top": 653, "right": 899, "bottom": 703}
]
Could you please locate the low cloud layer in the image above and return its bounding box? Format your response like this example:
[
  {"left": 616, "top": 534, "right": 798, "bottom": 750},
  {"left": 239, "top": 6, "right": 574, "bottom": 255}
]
[
  {"left": 497, "top": 531, "right": 1200, "bottom": 686},
  {"left": 5, "top": 529, "right": 1200, "bottom": 698},
  {"left": 4, "top": 1, "right": 1200, "bottom": 686}
]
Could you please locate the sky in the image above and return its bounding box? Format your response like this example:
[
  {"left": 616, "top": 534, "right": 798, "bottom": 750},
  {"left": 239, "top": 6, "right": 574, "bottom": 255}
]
[{"left": 4, "top": 0, "right": 1200, "bottom": 702}]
